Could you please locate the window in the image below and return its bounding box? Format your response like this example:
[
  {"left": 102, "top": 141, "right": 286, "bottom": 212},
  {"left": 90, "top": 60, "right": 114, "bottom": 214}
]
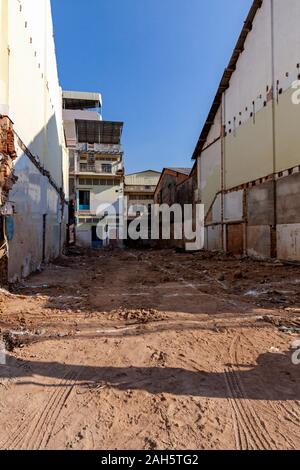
[
  {"left": 102, "top": 164, "right": 112, "bottom": 174},
  {"left": 79, "top": 191, "right": 90, "bottom": 211}
]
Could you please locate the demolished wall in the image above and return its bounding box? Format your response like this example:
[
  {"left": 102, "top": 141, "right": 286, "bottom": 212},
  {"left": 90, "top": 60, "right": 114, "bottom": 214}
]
[{"left": 0, "top": 116, "right": 17, "bottom": 284}]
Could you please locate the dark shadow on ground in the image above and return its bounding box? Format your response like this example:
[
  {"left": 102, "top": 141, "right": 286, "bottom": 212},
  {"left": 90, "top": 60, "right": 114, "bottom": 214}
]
[{"left": 0, "top": 350, "right": 299, "bottom": 401}]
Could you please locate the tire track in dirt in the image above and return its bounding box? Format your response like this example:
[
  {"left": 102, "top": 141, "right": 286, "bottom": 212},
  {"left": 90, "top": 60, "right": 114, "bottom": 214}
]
[
  {"left": 223, "top": 370, "right": 247, "bottom": 449},
  {"left": 175, "top": 324, "right": 253, "bottom": 449},
  {"left": 218, "top": 335, "right": 270, "bottom": 450},
  {"left": 227, "top": 334, "right": 276, "bottom": 450},
  {"left": 139, "top": 255, "right": 273, "bottom": 450},
  {"left": 214, "top": 337, "right": 256, "bottom": 450},
  {"left": 241, "top": 333, "right": 300, "bottom": 448},
  {"left": 224, "top": 368, "right": 267, "bottom": 449},
  {"left": 1, "top": 368, "right": 81, "bottom": 450},
  {"left": 32, "top": 371, "right": 80, "bottom": 450},
  {"left": 0, "top": 409, "right": 37, "bottom": 450}
]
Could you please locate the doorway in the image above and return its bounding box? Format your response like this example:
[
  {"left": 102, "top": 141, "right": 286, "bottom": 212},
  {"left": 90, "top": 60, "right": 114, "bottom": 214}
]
[{"left": 91, "top": 226, "right": 103, "bottom": 249}]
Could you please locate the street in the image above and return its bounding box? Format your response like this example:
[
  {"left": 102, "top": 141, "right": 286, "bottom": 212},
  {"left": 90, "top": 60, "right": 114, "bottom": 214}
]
[{"left": 0, "top": 248, "right": 300, "bottom": 450}]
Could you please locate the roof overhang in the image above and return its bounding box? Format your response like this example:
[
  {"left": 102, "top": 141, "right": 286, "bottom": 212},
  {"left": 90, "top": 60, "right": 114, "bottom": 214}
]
[
  {"left": 75, "top": 120, "right": 124, "bottom": 145},
  {"left": 63, "top": 91, "right": 102, "bottom": 110}
]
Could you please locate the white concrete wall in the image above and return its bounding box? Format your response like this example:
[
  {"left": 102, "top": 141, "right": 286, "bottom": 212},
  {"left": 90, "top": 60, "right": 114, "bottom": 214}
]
[
  {"left": 125, "top": 171, "right": 160, "bottom": 186},
  {"left": 224, "top": 190, "right": 243, "bottom": 222},
  {"left": 7, "top": 0, "right": 66, "bottom": 187},
  {"left": 225, "top": 0, "right": 272, "bottom": 128},
  {"left": 196, "top": 0, "right": 300, "bottom": 261},
  {"left": 0, "top": 0, "right": 68, "bottom": 279},
  {"left": 77, "top": 181, "right": 123, "bottom": 247},
  {"left": 0, "top": 0, "right": 9, "bottom": 115},
  {"left": 8, "top": 141, "right": 65, "bottom": 281},
  {"left": 199, "top": 140, "right": 221, "bottom": 215},
  {"left": 203, "top": 107, "right": 222, "bottom": 149},
  {"left": 277, "top": 224, "right": 300, "bottom": 261}
]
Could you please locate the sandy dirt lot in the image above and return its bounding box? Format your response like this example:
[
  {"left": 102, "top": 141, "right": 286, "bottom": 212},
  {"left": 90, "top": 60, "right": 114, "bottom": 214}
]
[{"left": 0, "top": 248, "right": 300, "bottom": 450}]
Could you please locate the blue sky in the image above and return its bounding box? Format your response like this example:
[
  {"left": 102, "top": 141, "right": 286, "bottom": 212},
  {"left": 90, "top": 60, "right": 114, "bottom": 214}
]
[{"left": 51, "top": 0, "right": 253, "bottom": 174}]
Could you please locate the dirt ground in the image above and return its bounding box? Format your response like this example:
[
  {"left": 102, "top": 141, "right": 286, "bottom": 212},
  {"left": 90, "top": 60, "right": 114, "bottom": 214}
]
[{"left": 0, "top": 247, "right": 300, "bottom": 450}]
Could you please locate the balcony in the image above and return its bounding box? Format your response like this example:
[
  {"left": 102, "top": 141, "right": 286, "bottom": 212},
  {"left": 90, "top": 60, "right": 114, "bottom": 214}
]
[
  {"left": 124, "top": 185, "right": 157, "bottom": 193},
  {"left": 79, "top": 162, "right": 124, "bottom": 176},
  {"left": 77, "top": 143, "right": 123, "bottom": 155}
]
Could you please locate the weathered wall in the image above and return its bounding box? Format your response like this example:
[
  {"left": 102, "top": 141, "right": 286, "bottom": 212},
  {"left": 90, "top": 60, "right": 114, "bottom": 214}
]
[
  {"left": 225, "top": 0, "right": 272, "bottom": 128},
  {"left": 199, "top": 140, "right": 221, "bottom": 215},
  {"left": 77, "top": 182, "right": 123, "bottom": 215},
  {"left": 155, "top": 173, "right": 178, "bottom": 206},
  {"left": 0, "top": 0, "right": 9, "bottom": 115},
  {"left": 224, "top": 106, "right": 273, "bottom": 189},
  {"left": 277, "top": 224, "right": 300, "bottom": 261},
  {"left": 275, "top": 88, "right": 300, "bottom": 173},
  {"left": 6, "top": 0, "right": 67, "bottom": 190},
  {"left": 8, "top": 144, "right": 65, "bottom": 281},
  {"left": 247, "top": 225, "right": 271, "bottom": 259},
  {"left": 0, "top": 0, "right": 68, "bottom": 281},
  {"left": 0, "top": 116, "right": 17, "bottom": 283},
  {"left": 76, "top": 179, "right": 123, "bottom": 247},
  {"left": 247, "top": 182, "right": 275, "bottom": 226},
  {"left": 277, "top": 173, "right": 300, "bottom": 225},
  {"left": 197, "top": 0, "right": 300, "bottom": 261},
  {"left": 125, "top": 171, "right": 160, "bottom": 187},
  {"left": 205, "top": 225, "right": 222, "bottom": 251}
]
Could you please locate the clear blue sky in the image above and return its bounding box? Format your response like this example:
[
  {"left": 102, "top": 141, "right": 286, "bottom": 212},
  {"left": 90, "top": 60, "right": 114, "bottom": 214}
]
[{"left": 51, "top": 0, "right": 253, "bottom": 174}]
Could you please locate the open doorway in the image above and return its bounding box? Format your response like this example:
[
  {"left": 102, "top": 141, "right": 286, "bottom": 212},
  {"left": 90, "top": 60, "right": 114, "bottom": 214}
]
[
  {"left": 79, "top": 191, "right": 90, "bottom": 211},
  {"left": 91, "top": 226, "right": 103, "bottom": 249}
]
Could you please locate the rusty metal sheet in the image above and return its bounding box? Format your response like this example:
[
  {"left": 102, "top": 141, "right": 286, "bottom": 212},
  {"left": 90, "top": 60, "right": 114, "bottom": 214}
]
[{"left": 227, "top": 223, "right": 244, "bottom": 255}]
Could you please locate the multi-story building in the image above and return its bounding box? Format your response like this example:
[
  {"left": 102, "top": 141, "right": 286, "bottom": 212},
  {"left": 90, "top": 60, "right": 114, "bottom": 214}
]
[
  {"left": 124, "top": 170, "right": 161, "bottom": 219},
  {"left": 63, "top": 91, "right": 124, "bottom": 248},
  {"left": 154, "top": 168, "right": 192, "bottom": 206},
  {"left": 153, "top": 167, "right": 193, "bottom": 249},
  {"left": 0, "top": 0, "right": 68, "bottom": 283},
  {"left": 193, "top": 0, "right": 300, "bottom": 261}
]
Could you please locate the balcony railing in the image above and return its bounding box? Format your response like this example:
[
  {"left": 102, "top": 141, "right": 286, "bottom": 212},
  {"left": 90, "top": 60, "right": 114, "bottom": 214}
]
[
  {"left": 124, "top": 185, "right": 157, "bottom": 193},
  {"left": 77, "top": 143, "right": 123, "bottom": 154},
  {"left": 78, "top": 163, "right": 123, "bottom": 175}
]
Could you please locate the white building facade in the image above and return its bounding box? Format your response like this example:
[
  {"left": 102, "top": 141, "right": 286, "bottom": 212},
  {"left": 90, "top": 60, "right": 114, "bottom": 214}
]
[
  {"left": 63, "top": 91, "right": 124, "bottom": 248},
  {"left": 0, "top": 0, "right": 68, "bottom": 282},
  {"left": 194, "top": 0, "right": 300, "bottom": 261}
]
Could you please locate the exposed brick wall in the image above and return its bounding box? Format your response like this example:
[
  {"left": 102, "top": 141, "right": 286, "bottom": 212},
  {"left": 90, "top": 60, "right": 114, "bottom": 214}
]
[
  {"left": 0, "top": 116, "right": 16, "bottom": 156},
  {"left": 0, "top": 116, "right": 17, "bottom": 206},
  {"left": 0, "top": 116, "right": 17, "bottom": 285}
]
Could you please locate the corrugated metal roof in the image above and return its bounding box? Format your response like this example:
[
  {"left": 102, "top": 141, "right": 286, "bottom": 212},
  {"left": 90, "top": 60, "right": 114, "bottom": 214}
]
[
  {"left": 126, "top": 170, "right": 161, "bottom": 176},
  {"left": 76, "top": 120, "right": 123, "bottom": 145},
  {"left": 167, "top": 167, "right": 192, "bottom": 176},
  {"left": 192, "top": 0, "right": 263, "bottom": 159}
]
